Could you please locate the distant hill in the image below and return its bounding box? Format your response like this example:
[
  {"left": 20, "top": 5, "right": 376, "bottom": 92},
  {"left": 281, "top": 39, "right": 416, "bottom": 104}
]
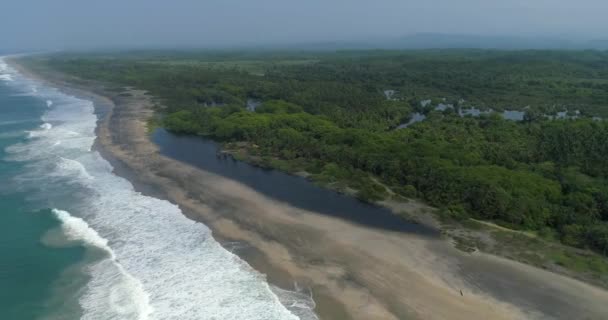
[
  {"left": 275, "top": 34, "right": 608, "bottom": 51},
  {"left": 587, "top": 39, "right": 608, "bottom": 50},
  {"left": 387, "top": 33, "right": 579, "bottom": 50}
]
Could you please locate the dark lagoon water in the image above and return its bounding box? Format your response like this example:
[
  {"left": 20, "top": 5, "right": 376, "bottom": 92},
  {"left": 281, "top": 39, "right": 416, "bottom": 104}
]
[{"left": 152, "top": 129, "right": 438, "bottom": 236}]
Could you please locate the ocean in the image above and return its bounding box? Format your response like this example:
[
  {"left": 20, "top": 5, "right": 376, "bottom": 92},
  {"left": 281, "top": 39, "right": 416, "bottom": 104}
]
[{"left": 0, "top": 58, "right": 314, "bottom": 320}]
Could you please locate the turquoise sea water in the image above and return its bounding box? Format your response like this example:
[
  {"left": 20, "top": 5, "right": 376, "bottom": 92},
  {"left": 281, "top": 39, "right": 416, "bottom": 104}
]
[
  {"left": 0, "top": 59, "right": 315, "bottom": 320},
  {"left": 0, "top": 80, "right": 84, "bottom": 320}
]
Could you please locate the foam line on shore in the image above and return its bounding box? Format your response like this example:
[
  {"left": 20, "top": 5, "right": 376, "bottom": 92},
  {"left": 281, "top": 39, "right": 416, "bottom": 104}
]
[{"left": 3, "top": 56, "right": 310, "bottom": 320}]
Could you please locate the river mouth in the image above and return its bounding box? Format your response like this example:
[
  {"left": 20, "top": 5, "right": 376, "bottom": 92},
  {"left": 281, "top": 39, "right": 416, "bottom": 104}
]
[{"left": 151, "top": 128, "right": 439, "bottom": 237}]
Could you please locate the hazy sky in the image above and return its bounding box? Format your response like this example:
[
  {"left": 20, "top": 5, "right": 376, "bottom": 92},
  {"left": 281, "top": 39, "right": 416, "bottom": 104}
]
[{"left": 2, "top": 0, "right": 607, "bottom": 51}]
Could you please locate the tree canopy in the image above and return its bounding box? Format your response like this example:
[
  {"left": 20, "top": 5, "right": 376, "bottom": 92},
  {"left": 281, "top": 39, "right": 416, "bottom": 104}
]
[{"left": 29, "top": 49, "right": 608, "bottom": 255}]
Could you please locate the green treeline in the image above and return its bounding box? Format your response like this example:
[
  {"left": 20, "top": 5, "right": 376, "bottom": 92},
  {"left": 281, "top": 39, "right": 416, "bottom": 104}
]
[
  {"left": 30, "top": 50, "right": 608, "bottom": 255},
  {"left": 165, "top": 106, "right": 608, "bottom": 254}
]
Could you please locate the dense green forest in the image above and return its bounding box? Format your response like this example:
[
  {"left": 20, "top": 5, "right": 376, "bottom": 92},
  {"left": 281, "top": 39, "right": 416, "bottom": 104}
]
[{"left": 28, "top": 50, "right": 608, "bottom": 255}]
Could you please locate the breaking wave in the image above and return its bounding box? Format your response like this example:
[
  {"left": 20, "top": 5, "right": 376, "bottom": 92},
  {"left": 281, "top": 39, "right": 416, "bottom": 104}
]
[
  {"left": 0, "top": 59, "right": 13, "bottom": 81},
  {"left": 52, "top": 209, "right": 153, "bottom": 320},
  {"left": 2, "top": 56, "right": 314, "bottom": 320}
]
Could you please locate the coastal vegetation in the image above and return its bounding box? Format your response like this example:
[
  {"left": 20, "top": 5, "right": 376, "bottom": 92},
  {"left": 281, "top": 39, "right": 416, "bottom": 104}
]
[{"left": 23, "top": 50, "right": 608, "bottom": 258}]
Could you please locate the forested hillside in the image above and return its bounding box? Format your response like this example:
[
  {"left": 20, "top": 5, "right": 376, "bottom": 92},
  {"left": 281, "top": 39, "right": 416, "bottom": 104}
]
[{"left": 27, "top": 50, "right": 608, "bottom": 255}]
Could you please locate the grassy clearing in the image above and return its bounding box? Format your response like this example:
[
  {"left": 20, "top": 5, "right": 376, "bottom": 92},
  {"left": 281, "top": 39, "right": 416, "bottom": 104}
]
[{"left": 441, "top": 216, "right": 608, "bottom": 288}]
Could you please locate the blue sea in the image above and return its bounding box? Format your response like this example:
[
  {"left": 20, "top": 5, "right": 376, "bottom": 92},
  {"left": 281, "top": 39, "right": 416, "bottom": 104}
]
[{"left": 0, "top": 58, "right": 314, "bottom": 320}]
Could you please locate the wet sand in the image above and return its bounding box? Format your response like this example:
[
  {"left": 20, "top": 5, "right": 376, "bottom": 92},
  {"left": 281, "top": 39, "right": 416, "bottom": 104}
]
[{"left": 10, "top": 58, "right": 608, "bottom": 320}]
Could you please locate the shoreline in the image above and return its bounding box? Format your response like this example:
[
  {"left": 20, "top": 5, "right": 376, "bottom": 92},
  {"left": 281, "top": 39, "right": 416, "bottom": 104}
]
[
  {"left": 10, "top": 57, "right": 608, "bottom": 320},
  {"left": 6, "top": 59, "right": 349, "bottom": 319}
]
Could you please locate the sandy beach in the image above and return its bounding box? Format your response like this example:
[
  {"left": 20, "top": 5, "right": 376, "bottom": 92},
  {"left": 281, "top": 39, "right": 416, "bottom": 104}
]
[{"left": 10, "top": 58, "right": 608, "bottom": 320}]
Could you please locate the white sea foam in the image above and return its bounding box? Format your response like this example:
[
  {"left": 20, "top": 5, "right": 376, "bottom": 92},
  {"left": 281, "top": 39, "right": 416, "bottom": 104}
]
[
  {"left": 47, "top": 100, "right": 53, "bottom": 107},
  {"left": 54, "top": 157, "right": 94, "bottom": 180},
  {"left": 52, "top": 208, "right": 113, "bottom": 255},
  {"left": 53, "top": 209, "right": 153, "bottom": 320},
  {"left": 0, "top": 57, "right": 45, "bottom": 96},
  {"left": 0, "top": 58, "right": 13, "bottom": 81},
  {"left": 273, "top": 284, "right": 318, "bottom": 320},
  {"left": 4, "top": 58, "right": 313, "bottom": 320}
]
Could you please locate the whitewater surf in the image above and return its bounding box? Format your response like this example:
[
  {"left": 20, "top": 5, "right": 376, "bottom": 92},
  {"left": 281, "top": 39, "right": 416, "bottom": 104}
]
[{"left": 0, "top": 57, "right": 315, "bottom": 320}]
